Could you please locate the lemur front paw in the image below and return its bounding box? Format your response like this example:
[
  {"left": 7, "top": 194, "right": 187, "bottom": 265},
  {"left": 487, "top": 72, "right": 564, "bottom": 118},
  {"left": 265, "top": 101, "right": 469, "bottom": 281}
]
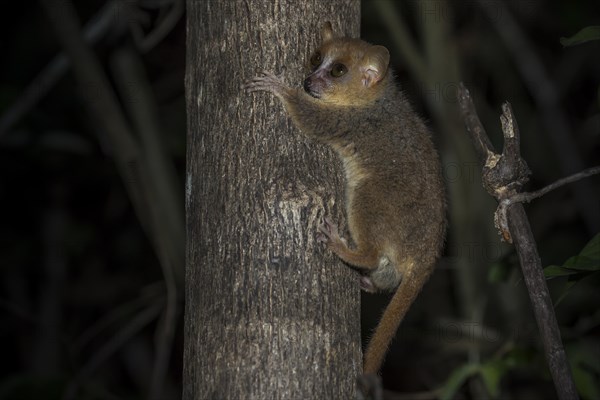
[{"left": 242, "top": 71, "right": 285, "bottom": 95}]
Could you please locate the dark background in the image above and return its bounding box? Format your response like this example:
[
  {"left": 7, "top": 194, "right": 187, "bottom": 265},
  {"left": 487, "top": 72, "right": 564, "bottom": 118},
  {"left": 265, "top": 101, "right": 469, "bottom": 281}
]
[{"left": 1, "top": 1, "right": 599, "bottom": 399}]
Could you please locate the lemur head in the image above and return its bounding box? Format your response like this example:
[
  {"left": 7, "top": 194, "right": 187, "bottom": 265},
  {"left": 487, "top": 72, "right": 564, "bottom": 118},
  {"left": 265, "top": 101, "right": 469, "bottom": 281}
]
[{"left": 303, "top": 22, "right": 391, "bottom": 106}]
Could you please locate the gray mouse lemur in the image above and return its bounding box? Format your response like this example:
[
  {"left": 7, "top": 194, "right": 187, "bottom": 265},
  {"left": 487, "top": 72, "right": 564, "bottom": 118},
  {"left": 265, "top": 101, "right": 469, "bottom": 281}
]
[{"left": 243, "top": 22, "right": 446, "bottom": 375}]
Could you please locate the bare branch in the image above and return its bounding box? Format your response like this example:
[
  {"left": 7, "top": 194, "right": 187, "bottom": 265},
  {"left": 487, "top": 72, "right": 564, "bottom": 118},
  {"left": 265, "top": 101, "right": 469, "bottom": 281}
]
[
  {"left": 457, "top": 83, "right": 579, "bottom": 400},
  {"left": 109, "top": 47, "right": 183, "bottom": 400},
  {"left": 0, "top": 1, "right": 125, "bottom": 137},
  {"left": 510, "top": 166, "right": 600, "bottom": 205},
  {"left": 63, "top": 303, "right": 163, "bottom": 400},
  {"left": 457, "top": 83, "right": 495, "bottom": 164},
  {"left": 40, "top": 3, "right": 183, "bottom": 399},
  {"left": 476, "top": 0, "right": 600, "bottom": 233}
]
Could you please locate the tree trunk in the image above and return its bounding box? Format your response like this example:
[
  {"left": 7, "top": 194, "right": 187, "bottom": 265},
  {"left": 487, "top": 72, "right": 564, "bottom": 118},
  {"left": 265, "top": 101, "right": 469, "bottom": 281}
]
[{"left": 184, "top": 1, "right": 361, "bottom": 399}]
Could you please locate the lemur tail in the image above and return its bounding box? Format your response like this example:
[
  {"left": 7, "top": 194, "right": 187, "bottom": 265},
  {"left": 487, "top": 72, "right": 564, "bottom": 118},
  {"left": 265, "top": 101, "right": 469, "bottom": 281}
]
[{"left": 363, "top": 267, "right": 433, "bottom": 374}]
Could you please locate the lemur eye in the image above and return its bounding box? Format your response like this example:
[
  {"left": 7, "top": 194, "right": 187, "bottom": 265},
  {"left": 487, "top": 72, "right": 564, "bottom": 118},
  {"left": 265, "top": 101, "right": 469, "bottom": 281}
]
[
  {"left": 331, "top": 63, "right": 347, "bottom": 77},
  {"left": 310, "top": 52, "right": 322, "bottom": 67}
]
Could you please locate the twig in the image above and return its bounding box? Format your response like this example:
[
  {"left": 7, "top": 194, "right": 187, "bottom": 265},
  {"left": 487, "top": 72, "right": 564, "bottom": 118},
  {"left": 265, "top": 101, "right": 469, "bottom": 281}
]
[
  {"left": 372, "top": 0, "right": 428, "bottom": 86},
  {"left": 476, "top": 0, "right": 600, "bottom": 233},
  {"left": 62, "top": 302, "right": 163, "bottom": 400},
  {"left": 36, "top": 191, "right": 68, "bottom": 373},
  {"left": 457, "top": 92, "right": 495, "bottom": 165},
  {"left": 0, "top": 1, "right": 125, "bottom": 137},
  {"left": 39, "top": 0, "right": 149, "bottom": 228},
  {"left": 109, "top": 46, "right": 182, "bottom": 400},
  {"left": 75, "top": 283, "right": 164, "bottom": 351},
  {"left": 40, "top": 2, "right": 183, "bottom": 399},
  {"left": 110, "top": 46, "right": 185, "bottom": 284},
  {"left": 130, "top": 0, "right": 184, "bottom": 52},
  {"left": 457, "top": 83, "right": 580, "bottom": 400},
  {"left": 497, "top": 166, "right": 600, "bottom": 237},
  {"left": 0, "top": 0, "right": 184, "bottom": 138},
  {"left": 508, "top": 166, "right": 600, "bottom": 205}
]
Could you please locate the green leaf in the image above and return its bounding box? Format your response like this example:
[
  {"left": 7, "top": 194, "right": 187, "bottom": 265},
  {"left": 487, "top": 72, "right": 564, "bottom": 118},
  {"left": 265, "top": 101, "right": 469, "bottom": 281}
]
[
  {"left": 503, "top": 346, "right": 537, "bottom": 368},
  {"left": 544, "top": 265, "right": 580, "bottom": 278},
  {"left": 440, "top": 363, "right": 481, "bottom": 400},
  {"left": 563, "top": 234, "right": 600, "bottom": 271},
  {"left": 567, "top": 341, "right": 600, "bottom": 400},
  {"left": 564, "top": 256, "right": 599, "bottom": 271},
  {"left": 545, "top": 234, "right": 600, "bottom": 276},
  {"left": 554, "top": 280, "right": 578, "bottom": 306},
  {"left": 543, "top": 235, "right": 600, "bottom": 304},
  {"left": 573, "top": 365, "right": 600, "bottom": 400},
  {"left": 560, "top": 26, "right": 600, "bottom": 47},
  {"left": 480, "top": 359, "right": 508, "bottom": 398},
  {"left": 488, "top": 260, "right": 511, "bottom": 282}
]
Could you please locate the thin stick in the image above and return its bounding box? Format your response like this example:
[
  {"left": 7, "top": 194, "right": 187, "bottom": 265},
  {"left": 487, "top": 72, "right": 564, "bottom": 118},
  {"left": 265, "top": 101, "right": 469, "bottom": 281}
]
[
  {"left": 63, "top": 303, "right": 163, "bottom": 400},
  {"left": 511, "top": 166, "right": 600, "bottom": 204},
  {"left": 457, "top": 83, "right": 580, "bottom": 400},
  {"left": 0, "top": 1, "right": 123, "bottom": 137},
  {"left": 476, "top": 0, "right": 599, "bottom": 233}
]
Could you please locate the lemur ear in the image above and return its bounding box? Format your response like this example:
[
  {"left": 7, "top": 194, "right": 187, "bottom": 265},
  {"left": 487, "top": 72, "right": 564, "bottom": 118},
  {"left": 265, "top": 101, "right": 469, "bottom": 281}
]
[
  {"left": 321, "top": 21, "right": 334, "bottom": 42},
  {"left": 361, "top": 45, "right": 390, "bottom": 88}
]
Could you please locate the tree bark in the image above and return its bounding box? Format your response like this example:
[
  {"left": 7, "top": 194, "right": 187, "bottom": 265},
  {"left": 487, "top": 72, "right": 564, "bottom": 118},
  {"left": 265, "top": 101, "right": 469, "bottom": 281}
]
[{"left": 184, "top": 1, "right": 361, "bottom": 399}]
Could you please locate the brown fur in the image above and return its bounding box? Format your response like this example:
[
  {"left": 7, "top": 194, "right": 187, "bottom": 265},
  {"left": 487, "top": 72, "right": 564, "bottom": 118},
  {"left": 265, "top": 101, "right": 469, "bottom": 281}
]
[{"left": 243, "top": 22, "right": 446, "bottom": 375}]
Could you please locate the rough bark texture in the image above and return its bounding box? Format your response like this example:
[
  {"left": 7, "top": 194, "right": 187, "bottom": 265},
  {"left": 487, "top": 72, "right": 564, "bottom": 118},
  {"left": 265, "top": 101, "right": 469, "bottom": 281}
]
[
  {"left": 507, "top": 204, "right": 579, "bottom": 400},
  {"left": 184, "top": 1, "right": 361, "bottom": 399}
]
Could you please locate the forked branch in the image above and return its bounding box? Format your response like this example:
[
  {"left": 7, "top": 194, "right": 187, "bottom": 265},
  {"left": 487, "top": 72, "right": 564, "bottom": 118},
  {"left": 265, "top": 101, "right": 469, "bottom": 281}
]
[{"left": 457, "top": 83, "right": 586, "bottom": 400}]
